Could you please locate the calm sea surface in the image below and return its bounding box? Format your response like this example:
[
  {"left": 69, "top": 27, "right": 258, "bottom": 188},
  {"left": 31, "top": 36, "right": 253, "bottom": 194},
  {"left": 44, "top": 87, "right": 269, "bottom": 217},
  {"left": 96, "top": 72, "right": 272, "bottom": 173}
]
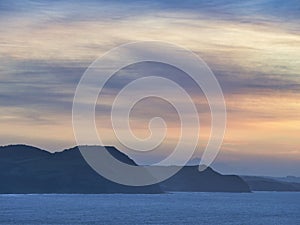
[{"left": 0, "top": 192, "right": 299, "bottom": 225}]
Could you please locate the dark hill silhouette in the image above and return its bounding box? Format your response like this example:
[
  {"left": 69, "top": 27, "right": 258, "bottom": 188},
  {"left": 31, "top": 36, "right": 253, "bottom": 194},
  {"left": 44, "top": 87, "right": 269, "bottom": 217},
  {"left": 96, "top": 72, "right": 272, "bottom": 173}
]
[
  {"left": 0, "top": 145, "right": 251, "bottom": 193},
  {"left": 160, "top": 166, "right": 250, "bottom": 192},
  {"left": 0, "top": 145, "right": 161, "bottom": 194}
]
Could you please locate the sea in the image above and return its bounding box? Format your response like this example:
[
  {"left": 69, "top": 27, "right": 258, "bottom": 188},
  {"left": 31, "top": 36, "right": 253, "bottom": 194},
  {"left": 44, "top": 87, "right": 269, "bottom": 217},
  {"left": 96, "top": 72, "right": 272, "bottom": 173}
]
[{"left": 0, "top": 192, "right": 299, "bottom": 225}]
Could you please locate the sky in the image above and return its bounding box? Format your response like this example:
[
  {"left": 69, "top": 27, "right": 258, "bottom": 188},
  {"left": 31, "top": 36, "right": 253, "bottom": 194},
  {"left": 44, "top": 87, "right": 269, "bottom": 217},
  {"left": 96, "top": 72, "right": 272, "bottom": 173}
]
[{"left": 0, "top": 0, "right": 299, "bottom": 176}]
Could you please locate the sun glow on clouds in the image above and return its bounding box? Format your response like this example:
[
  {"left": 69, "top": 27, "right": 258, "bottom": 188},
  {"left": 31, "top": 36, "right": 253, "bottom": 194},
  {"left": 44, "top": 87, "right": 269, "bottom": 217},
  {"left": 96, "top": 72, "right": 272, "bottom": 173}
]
[{"left": 0, "top": 0, "right": 299, "bottom": 175}]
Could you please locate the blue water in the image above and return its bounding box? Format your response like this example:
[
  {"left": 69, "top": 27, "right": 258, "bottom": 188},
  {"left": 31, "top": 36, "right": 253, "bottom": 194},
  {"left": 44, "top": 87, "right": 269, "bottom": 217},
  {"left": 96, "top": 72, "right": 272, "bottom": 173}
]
[{"left": 0, "top": 192, "right": 299, "bottom": 225}]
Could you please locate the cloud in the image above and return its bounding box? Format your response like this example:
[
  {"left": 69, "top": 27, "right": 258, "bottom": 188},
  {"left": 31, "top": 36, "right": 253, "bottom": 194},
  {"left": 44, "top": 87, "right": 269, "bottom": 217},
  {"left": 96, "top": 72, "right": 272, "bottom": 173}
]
[{"left": 0, "top": 0, "right": 299, "bottom": 175}]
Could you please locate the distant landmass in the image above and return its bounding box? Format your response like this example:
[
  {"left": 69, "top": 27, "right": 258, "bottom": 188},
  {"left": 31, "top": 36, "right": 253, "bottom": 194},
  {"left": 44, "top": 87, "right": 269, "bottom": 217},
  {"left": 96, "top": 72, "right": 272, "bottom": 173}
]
[
  {"left": 242, "top": 176, "right": 300, "bottom": 192},
  {"left": 0, "top": 144, "right": 273, "bottom": 194},
  {"left": 268, "top": 176, "right": 300, "bottom": 184}
]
